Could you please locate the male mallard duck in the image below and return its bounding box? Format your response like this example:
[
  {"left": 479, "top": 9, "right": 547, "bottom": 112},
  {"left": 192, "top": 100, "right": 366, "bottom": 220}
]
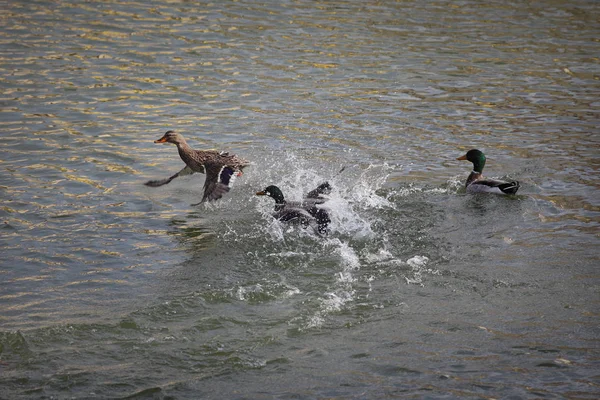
[
  {"left": 457, "top": 149, "right": 520, "bottom": 195},
  {"left": 256, "top": 184, "right": 332, "bottom": 235},
  {"left": 145, "top": 131, "right": 250, "bottom": 204}
]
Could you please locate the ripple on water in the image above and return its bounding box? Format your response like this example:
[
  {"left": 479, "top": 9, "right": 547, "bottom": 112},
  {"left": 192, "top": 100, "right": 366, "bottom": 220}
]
[{"left": 1, "top": 0, "right": 599, "bottom": 398}]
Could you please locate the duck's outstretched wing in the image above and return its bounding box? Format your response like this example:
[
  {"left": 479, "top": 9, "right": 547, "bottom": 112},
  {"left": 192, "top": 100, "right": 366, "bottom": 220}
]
[
  {"left": 468, "top": 179, "right": 520, "bottom": 195},
  {"left": 145, "top": 165, "right": 195, "bottom": 187},
  {"left": 196, "top": 165, "right": 239, "bottom": 203},
  {"left": 306, "top": 182, "right": 331, "bottom": 199}
]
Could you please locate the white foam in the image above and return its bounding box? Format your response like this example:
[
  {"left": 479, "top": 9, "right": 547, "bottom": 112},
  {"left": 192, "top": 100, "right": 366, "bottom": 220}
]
[
  {"left": 337, "top": 271, "right": 356, "bottom": 284},
  {"left": 404, "top": 255, "right": 440, "bottom": 285},
  {"left": 267, "top": 251, "right": 308, "bottom": 258},
  {"left": 304, "top": 314, "right": 325, "bottom": 329},
  {"left": 391, "top": 183, "right": 453, "bottom": 198},
  {"left": 407, "top": 255, "right": 429, "bottom": 267},
  {"left": 236, "top": 284, "right": 262, "bottom": 301},
  {"left": 321, "top": 290, "right": 355, "bottom": 312},
  {"left": 364, "top": 248, "right": 395, "bottom": 264},
  {"left": 283, "top": 287, "right": 301, "bottom": 298}
]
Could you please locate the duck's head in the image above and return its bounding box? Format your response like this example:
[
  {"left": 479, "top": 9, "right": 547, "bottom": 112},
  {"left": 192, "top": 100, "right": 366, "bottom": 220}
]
[
  {"left": 154, "top": 130, "right": 185, "bottom": 145},
  {"left": 457, "top": 149, "right": 486, "bottom": 173},
  {"left": 256, "top": 185, "right": 285, "bottom": 204}
]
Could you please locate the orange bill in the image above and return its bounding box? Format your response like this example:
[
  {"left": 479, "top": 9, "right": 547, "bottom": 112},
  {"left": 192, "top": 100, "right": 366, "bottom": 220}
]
[
  {"left": 456, "top": 155, "right": 467, "bottom": 160},
  {"left": 154, "top": 136, "right": 168, "bottom": 143}
]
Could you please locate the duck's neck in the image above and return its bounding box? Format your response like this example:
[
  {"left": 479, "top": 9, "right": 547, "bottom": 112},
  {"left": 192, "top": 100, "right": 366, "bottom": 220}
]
[
  {"left": 273, "top": 197, "right": 286, "bottom": 206},
  {"left": 466, "top": 171, "right": 482, "bottom": 186},
  {"left": 471, "top": 156, "right": 485, "bottom": 174},
  {"left": 175, "top": 140, "right": 194, "bottom": 162},
  {"left": 270, "top": 191, "right": 286, "bottom": 207}
]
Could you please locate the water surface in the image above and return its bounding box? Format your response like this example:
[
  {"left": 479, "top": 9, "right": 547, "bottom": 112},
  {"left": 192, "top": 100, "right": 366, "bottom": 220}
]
[{"left": 1, "top": 0, "right": 599, "bottom": 398}]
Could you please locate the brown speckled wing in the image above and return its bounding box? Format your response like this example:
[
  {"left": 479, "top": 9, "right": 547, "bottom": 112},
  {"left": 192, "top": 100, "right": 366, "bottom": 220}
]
[{"left": 221, "top": 152, "right": 249, "bottom": 170}]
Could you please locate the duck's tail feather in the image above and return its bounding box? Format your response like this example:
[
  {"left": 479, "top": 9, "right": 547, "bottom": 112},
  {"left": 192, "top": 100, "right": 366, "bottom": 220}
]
[{"left": 498, "top": 181, "right": 520, "bottom": 195}]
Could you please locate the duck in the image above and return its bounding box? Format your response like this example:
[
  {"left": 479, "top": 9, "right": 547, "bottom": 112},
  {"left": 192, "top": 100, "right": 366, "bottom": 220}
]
[
  {"left": 256, "top": 184, "right": 332, "bottom": 235},
  {"left": 457, "top": 149, "right": 520, "bottom": 195},
  {"left": 145, "top": 130, "right": 250, "bottom": 204}
]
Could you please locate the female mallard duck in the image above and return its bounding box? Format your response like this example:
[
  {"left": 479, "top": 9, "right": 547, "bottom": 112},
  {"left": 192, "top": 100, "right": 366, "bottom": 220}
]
[
  {"left": 256, "top": 184, "right": 331, "bottom": 235},
  {"left": 145, "top": 130, "right": 250, "bottom": 204},
  {"left": 457, "top": 149, "right": 520, "bottom": 195}
]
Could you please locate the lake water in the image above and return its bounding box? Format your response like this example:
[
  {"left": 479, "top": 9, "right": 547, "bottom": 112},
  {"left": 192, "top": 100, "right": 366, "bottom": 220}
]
[{"left": 1, "top": 0, "right": 599, "bottom": 398}]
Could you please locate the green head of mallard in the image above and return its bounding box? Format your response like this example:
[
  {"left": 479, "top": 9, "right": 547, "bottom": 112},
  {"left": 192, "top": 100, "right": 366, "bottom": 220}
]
[
  {"left": 154, "top": 130, "right": 185, "bottom": 145},
  {"left": 256, "top": 185, "right": 285, "bottom": 204},
  {"left": 457, "top": 149, "right": 486, "bottom": 174}
]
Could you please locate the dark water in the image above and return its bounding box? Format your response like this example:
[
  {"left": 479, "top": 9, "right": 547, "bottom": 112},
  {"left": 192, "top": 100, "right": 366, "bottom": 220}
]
[{"left": 1, "top": 0, "right": 599, "bottom": 398}]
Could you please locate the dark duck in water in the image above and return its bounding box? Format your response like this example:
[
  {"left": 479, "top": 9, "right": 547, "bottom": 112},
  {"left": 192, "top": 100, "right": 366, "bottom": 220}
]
[
  {"left": 457, "top": 149, "right": 520, "bottom": 195},
  {"left": 256, "top": 183, "right": 332, "bottom": 235},
  {"left": 145, "top": 131, "right": 250, "bottom": 204}
]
